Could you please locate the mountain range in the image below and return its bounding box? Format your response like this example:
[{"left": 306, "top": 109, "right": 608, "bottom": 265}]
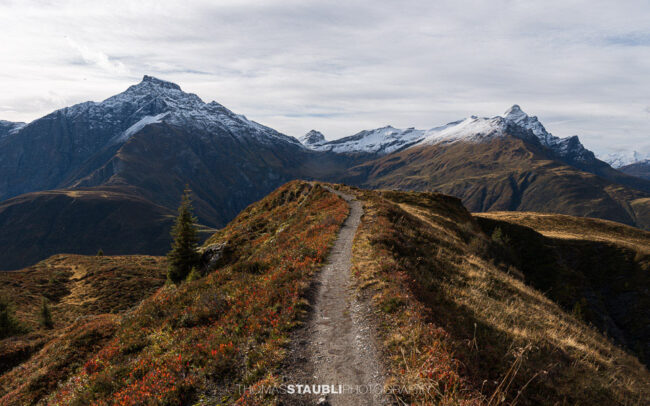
[{"left": 1, "top": 75, "right": 649, "bottom": 269}]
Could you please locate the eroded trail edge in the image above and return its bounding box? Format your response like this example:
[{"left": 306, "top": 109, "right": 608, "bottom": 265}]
[{"left": 282, "top": 188, "right": 388, "bottom": 406}]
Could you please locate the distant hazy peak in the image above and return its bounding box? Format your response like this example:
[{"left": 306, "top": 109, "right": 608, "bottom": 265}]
[
  {"left": 299, "top": 130, "right": 326, "bottom": 145},
  {"left": 601, "top": 150, "right": 650, "bottom": 168}
]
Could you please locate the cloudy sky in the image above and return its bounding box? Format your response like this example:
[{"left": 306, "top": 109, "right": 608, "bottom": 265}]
[{"left": 1, "top": 0, "right": 649, "bottom": 157}]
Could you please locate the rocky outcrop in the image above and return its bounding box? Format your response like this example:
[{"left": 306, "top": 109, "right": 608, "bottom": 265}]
[{"left": 199, "top": 242, "right": 228, "bottom": 273}]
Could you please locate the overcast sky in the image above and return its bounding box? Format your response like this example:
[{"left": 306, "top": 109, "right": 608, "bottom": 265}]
[{"left": 1, "top": 0, "right": 649, "bottom": 157}]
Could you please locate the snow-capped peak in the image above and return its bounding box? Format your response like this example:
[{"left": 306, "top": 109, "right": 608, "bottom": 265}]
[
  {"left": 503, "top": 104, "right": 525, "bottom": 119},
  {"left": 502, "top": 104, "right": 551, "bottom": 143},
  {"left": 139, "top": 75, "right": 182, "bottom": 90},
  {"left": 299, "top": 130, "right": 326, "bottom": 145},
  {"left": 18, "top": 75, "right": 301, "bottom": 147},
  {"left": 301, "top": 105, "right": 595, "bottom": 163},
  {"left": 304, "top": 125, "right": 426, "bottom": 155}
]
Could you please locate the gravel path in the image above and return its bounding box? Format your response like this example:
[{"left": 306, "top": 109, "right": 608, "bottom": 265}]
[{"left": 281, "top": 188, "right": 388, "bottom": 405}]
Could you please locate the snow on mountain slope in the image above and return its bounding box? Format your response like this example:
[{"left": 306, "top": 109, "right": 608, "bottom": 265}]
[
  {"left": 0, "top": 120, "right": 26, "bottom": 138},
  {"left": 419, "top": 116, "right": 505, "bottom": 144},
  {"left": 13, "top": 75, "right": 300, "bottom": 147},
  {"left": 113, "top": 112, "right": 170, "bottom": 144},
  {"left": 601, "top": 151, "right": 650, "bottom": 168},
  {"left": 299, "top": 130, "right": 326, "bottom": 146},
  {"left": 301, "top": 126, "right": 427, "bottom": 155},
  {"left": 300, "top": 105, "right": 594, "bottom": 162},
  {"left": 419, "top": 105, "right": 595, "bottom": 162}
]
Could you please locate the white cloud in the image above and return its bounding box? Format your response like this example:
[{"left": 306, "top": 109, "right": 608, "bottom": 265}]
[
  {"left": 66, "top": 38, "right": 129, "bottom": 75},
  {"left": 0, "top": 0, "right": 648, "bottom": 156}
]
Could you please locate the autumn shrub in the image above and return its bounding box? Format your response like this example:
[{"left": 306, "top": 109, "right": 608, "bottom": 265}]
[{"left": 232, "top": 260, "right": 269, "bottom": 274}]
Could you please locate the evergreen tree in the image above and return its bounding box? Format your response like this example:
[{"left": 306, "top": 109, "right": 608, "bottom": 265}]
[
  {"left": 39, "top": 298, "right": 54, "bottom": 329},
  {"left": 167, "top": 187, "right": 201, "bottom": 283},
  {"left": 97, "top": 248, "right": 104, "bottom": 256}
]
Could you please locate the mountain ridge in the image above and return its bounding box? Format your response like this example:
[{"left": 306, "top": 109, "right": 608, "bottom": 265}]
[
  {"left": 1, "top": 76, "right": 650, "bottom": 270},
  {"left": 299, "top": 104, "right": 596, "bottom": 164}
]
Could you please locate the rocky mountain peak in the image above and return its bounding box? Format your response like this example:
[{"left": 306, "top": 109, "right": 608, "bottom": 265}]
[
  {"left": 503, "top": 105, "right": 543, "bottom": 127},
  {"left": 299, "top": 130, "right": 326, "bottom": 145},
  {"left": 139, "top": 75, "right": 182, "bottom": 90},
  {"left": 116, "top": 75, "right": 204, "bottom": 108},
  {"left": 503, "top": 104, "right": 525, "bottom": 118}
]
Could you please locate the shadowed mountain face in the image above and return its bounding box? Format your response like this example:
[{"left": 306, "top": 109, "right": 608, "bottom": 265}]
[
  {"left": 1, "top": 77, "right": 648, "bottom": 269},
  {"left": 474, "top": 212, "right": 650, "bottom": 367},
  {"left": 0, "top": 189, "right": 174, "bottom": 270},
  {"left": 0, "top": 75, "right": 313, "bottom": 204}
]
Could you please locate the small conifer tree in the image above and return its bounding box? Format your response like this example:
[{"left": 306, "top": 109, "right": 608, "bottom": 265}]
[
  {"left": 39, "top": 298, "right": 54, "bottom": 329},
  {"left": 167, "top": 187, "right": 201, "bottom": 283},
  {"left": 97, "top": 248, "right": 104, "bottom": 256}
]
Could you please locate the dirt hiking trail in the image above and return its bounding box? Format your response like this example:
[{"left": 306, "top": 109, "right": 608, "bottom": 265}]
[{"left": 281, "top": 187, "right": 389, "bottom": 405}]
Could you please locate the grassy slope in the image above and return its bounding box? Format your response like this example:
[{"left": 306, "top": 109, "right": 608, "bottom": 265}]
[
  {"left": 0, "top": 255, "right": 167, "bottom": 405},
  {"left": 342, "top": 186, "right": 650, "bottom": 405},
  {"left": 473, "top": 211, "right": 650, "bottom": 255},
  {"left": 473, "top": 211, "right": 650, "bottom": 366},
  {"left": 42, "top": 181, "right": 348, "bottom": 405}
]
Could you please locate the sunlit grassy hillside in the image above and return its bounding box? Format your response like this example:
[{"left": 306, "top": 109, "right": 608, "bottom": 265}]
[{"left": 344, "top": 186, "right": 650, "bottom": 405}]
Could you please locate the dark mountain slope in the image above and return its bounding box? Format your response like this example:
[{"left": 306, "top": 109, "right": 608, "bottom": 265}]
[
  {"left": 0, "top": 120, "right": 24, "bottom": 139},
  {"left": 0, "top": 188, "right": 173, "bottom": 270}
]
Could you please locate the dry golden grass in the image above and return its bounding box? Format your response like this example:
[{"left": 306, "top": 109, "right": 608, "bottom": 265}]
[
  {"left": 0, "top": 254, "right": 167, "bottom": 331},
  {"left": 474, "top": 211, "right": 650, "bottom": 255},
  {"left": 0, "top": 254, "right": 167, "bottom": 405},
  {"left": 341, "top": 186, "right": 650, "bottom": 405}
]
